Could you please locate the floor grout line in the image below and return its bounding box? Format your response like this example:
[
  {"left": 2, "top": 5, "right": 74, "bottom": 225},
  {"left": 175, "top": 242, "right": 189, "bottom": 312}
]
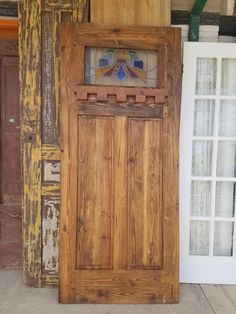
[
  {"left": 221, "top": 285, "right": 236, "bottom": 309},
  {"left": 199, "top": 284, "right": 217, "bottom": 314}
]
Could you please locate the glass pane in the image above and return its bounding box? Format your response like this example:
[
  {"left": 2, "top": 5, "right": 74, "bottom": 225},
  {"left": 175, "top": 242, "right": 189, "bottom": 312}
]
[
  {"left": 192, "top": 141, "right": 213, "bottom": 176},
  {"left": 213, "top": 221, "right": 234, "bottom": 256},
  {"left": 85, "top": 47, "right": 157, "bottom": 87},
  {"left": 193, "top": 99, "right": 215, "bottom": 136},
  {"left": 221, "top": 58, "right": 236, "bottom": 95},
  {"left": 189, "top": 220, "right": 210, "bottom": 256},
  {"left": 215, "top": 182, "right": 236, "bottom": 217},
  {"left": 217, "top": 141, "right": 236, "bottom": 177},
  {"left": 191, "top": 181, "right": 212, "bottom": 217},
  {"left": 195, "top": 58, "right": 217, "bottom": 95},
  {"left": 219, "top": 100, "right": 236, "bottom": 137}
]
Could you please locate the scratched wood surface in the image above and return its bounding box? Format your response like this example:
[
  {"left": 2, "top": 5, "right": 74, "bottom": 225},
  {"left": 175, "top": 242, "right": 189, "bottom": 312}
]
[
  {"left": 60, "top": 24, "right": 181, "bottom": 304},
  {"left": 19, "top": 0, "right": 42, "bottom": 287}
]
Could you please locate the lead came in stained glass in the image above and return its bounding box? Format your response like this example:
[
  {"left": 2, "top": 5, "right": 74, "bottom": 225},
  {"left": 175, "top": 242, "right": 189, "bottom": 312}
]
[{"left": 85, "top": 48, "right": 157, "bottom": 87}]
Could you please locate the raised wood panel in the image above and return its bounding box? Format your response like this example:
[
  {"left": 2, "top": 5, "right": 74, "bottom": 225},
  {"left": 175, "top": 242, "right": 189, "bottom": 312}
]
[
  {"left": 91, "top": 0, "right": 170, "bottom": 26},
  {"left": 77, "top": 116, "right": 113, "bottom": 269},
  {"left": 127, "top": 118, "right": 163, "bottom": 269}
]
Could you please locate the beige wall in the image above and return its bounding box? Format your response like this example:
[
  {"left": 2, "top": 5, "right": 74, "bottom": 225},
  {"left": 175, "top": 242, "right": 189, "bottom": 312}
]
[{"left": 172, "top": 0, "right": 221, "bottom": 13}]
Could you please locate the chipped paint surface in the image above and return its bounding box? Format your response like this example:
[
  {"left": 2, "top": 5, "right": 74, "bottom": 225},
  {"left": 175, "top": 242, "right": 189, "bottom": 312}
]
[
  {"left": 42, "top": 197, "right": 60, "bottom": 274},
  {"left": 18, "top": 0, "right": 90, "bottom": 287},
  {"left": 43, "top": 160, "right": 60, "bottom": 182}
]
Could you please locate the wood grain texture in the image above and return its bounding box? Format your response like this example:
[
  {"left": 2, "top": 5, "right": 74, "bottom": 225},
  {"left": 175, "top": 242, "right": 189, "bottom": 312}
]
[
  {"left": 127, "top": 118, "right": 163, "bottom": 269},
  {"left": 77, "top": 102, "right": 166, "bottom": 118},
  {"left": 77, "top": 116, "right": 113, "bottom": 269},
  {"left": 91, "top": 0, "right": 170, "bottom": 26},
  {"left": 19, "top": 0, "right": 42, "bottom": 287},
  {"left": 60, "top": 24, "right": 181, "bottom": 304}
]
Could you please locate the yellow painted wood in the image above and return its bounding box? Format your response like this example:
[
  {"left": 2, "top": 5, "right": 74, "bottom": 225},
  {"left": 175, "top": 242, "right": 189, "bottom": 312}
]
[
  {"left": 90, "top": 0, "right": 170, "bottom": 26},
  {"left": 19, "top": 0, "right": 42, "bottom": 287},
  {"left": 42, "top": 184, "right": 60, "bottom": 196},
  {"left": 42, "top": 145, "right": 60, "bottom": 160}
]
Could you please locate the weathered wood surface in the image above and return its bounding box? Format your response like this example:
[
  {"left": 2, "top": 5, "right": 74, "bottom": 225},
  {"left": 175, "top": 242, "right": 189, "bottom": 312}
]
[
  {"left": 19, "top": 0, "right": 42, "bottom": 287},
  {"left": 60, "top": 24, "right": 181, "bottom": 304},
  {"left": 19, "top": 0, "right": 89, "bottom": 288},
  {"left": 91, "top": 0, "right": 170, "bottom": 26},
  {"left": 42, "top": 197, "right": 60, "bottom": 275}
]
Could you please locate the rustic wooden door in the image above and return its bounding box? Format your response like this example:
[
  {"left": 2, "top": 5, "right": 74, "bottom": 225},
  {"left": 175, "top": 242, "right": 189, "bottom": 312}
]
[
  {"left": 0, "top": 52, "right": 22, "bottom": 268},
  {"left": 60, "top": 24, "right": 181, "bottom": 304}
]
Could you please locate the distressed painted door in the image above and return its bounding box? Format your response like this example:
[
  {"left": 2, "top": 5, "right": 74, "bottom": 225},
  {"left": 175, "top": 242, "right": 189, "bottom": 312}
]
[
  {"left": 0, "top": 55, "right": 22, "bottom": 268},
  {"left": 180, "top": 42, "right": 236, "bottom": 284},
  {"left": 60, "top": 24, "right": 181, "bottom": 304}
]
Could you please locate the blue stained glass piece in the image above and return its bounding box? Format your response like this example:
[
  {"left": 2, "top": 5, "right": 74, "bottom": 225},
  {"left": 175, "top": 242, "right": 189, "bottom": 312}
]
[
  {"left": 99, "top": 58, "right": 109, "bottom": 67},
  {"left": 134, "top": 60, "right": 144, "bottom": 69},
  {"left": 117, "top": 65, "right": 126, "bottom": 80}
]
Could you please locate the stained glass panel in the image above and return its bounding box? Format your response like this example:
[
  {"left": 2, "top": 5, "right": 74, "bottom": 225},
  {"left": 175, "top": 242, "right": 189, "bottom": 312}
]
[{"left": 85, "top": 47, "right": 157, "bottom": 87}]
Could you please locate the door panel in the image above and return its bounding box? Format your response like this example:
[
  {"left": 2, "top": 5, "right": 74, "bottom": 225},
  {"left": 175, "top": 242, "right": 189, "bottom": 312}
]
[
  {"left": 127, "top": 118, "right": 163, "bottom": 269},
  {"left": 60, "top": 24, "right": 181, "bottom": 304},
  {"left": 77, "top": 116, "right": 113, "bottom": 269}
]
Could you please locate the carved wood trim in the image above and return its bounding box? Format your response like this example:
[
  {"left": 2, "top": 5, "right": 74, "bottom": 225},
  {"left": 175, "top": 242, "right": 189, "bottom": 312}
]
[{"left": 74, "top": 85, "right": 168, "bottom": 103}]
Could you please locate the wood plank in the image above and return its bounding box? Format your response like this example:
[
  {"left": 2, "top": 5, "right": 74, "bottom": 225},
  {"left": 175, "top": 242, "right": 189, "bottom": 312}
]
[
  {"left": 113, "top": 117, "right": 127, "bottom": 270},
  {"left": 72, "top": 23, "right": 168, "bottom": 51},
  {"left": 201, "top": 284, "right": 236, "bottom": 313},
  {"left": 19, "top": 0, "right": 42, "bottom": 287},
  {"left": 222, "top": 285, "right": 236, "bottom": 307},
  {"left": 91, "top": 0, "right": 170, "bottom": 26},
  {"left": 127, "top": 118, "right": 163, "bottom": 269},
  {"left": 78, "top": 102, "right": 165, "bottom": 118},
  {"left": 77, "top": 116, "right": 113, "bottom": 269}
]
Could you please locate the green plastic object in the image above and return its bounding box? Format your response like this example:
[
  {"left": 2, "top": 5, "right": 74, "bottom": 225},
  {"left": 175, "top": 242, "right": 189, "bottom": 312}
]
[{"left": 188, "top": 0, "right": 208, "bottom": 41}]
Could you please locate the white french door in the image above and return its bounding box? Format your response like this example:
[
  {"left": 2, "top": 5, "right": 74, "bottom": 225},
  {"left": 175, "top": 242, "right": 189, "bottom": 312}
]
[{"left": 180, "top": 42, "right": 236, "bottom": 284}]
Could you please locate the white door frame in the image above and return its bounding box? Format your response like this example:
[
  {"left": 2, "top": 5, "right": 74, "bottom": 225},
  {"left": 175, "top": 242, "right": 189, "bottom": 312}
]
[{"left": 180, "top": 42, "right": 236, "bottom": 284}]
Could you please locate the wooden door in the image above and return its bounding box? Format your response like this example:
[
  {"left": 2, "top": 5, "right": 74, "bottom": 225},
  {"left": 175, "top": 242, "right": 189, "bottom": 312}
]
[
  {"left": 0, "top": 53, "right": 22, "bottom": 268},
  {"left": 60, "top": 24, "right": 181, "bottom": 304}
]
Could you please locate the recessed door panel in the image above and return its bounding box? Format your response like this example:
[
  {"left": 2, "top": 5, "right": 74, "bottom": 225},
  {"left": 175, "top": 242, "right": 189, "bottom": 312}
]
[
  {"left": 128, "top": 118, "right": 163, "bottom": 269},
  {"left": 77, "top": 116, "right": 113, "bottom": 269}
]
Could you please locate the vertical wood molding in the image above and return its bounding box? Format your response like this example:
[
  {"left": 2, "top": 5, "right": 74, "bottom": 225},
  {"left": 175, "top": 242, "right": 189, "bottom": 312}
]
[{"left": 19, "top": 0, "right": 42, "bottom": 287}]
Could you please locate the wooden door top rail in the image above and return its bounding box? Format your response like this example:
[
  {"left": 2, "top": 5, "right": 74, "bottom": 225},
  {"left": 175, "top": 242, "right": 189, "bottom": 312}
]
[{"left": 74, "top": 85, "right": 168, "bottom": 103}]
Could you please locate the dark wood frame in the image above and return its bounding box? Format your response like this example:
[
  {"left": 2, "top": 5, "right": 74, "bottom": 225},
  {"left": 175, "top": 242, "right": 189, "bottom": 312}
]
[{"left": 60, "top": 23, "right": 181, "bottom": 304}]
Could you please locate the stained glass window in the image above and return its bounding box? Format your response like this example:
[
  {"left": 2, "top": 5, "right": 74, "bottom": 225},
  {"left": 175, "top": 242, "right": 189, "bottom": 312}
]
[{"left": 85, "top": 47, "right": 157, "bottom": 87}]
